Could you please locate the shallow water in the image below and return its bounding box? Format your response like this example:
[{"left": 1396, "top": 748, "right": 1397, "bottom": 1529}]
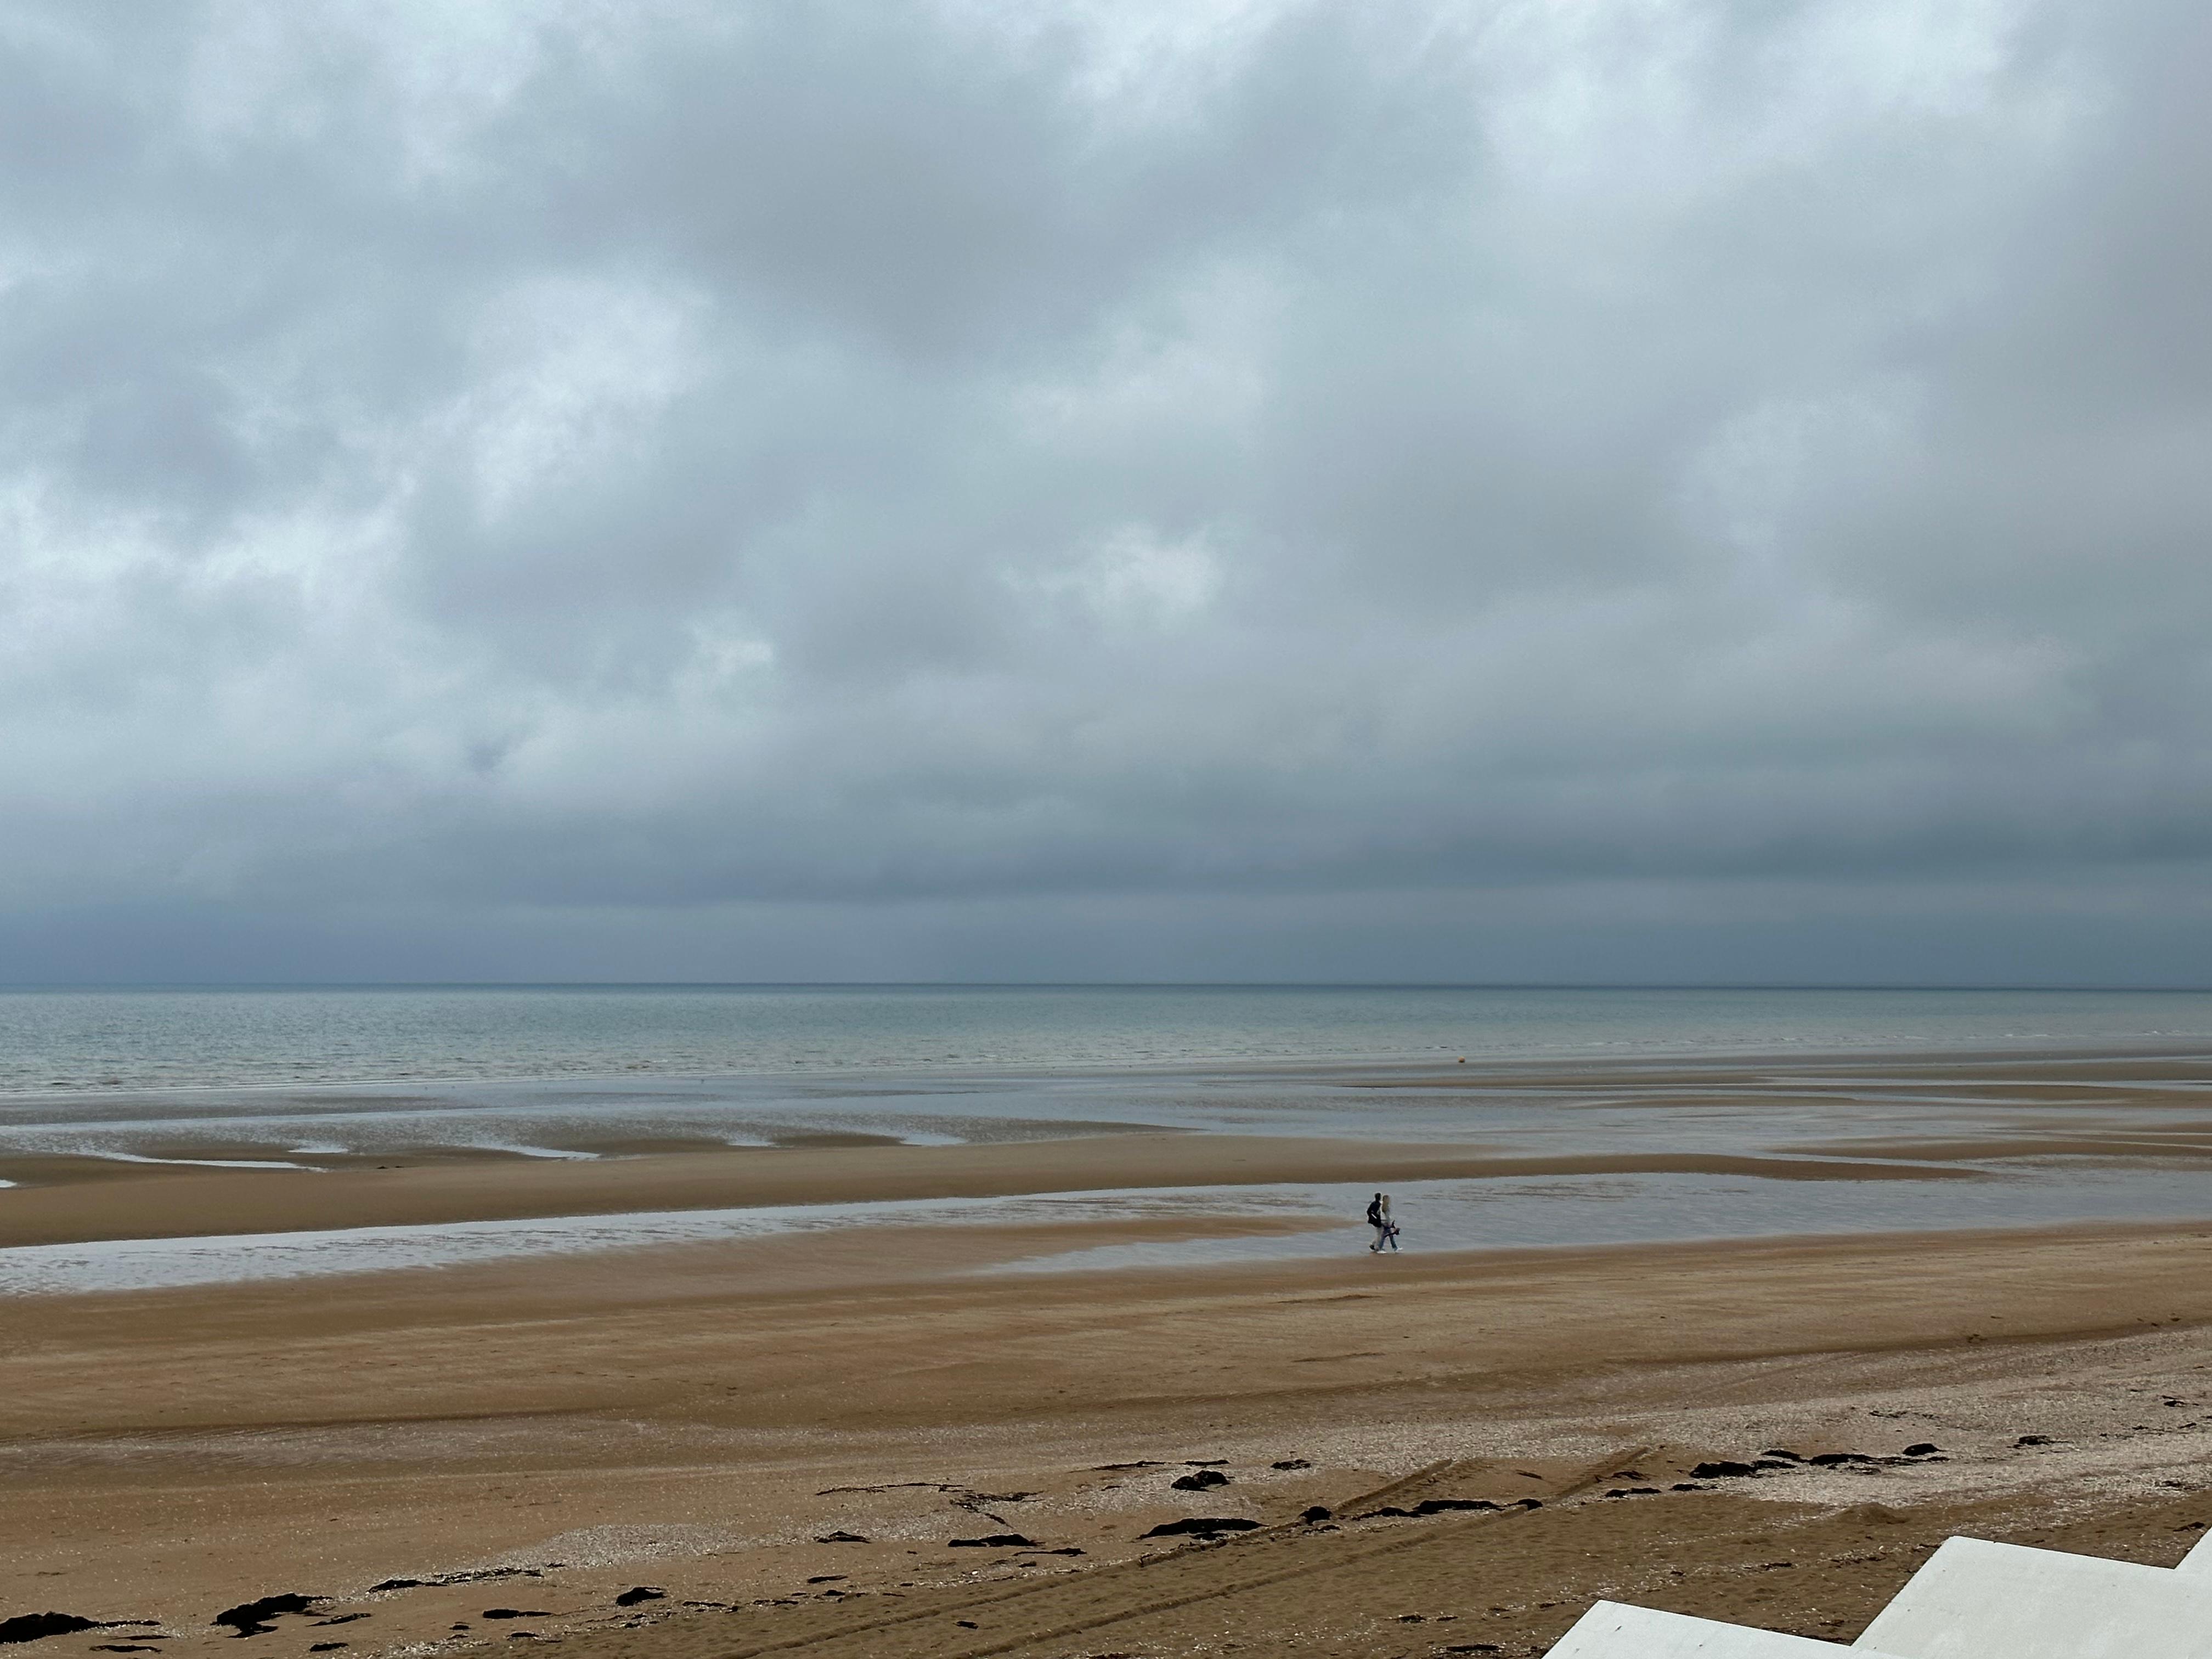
[
  {"left": 5, "top": 986, "right": 2212, "bottom": 1293},
  {"left": 2, "top": 1056, "right": 2207, "bottom": 1171},
  {"left": 1000, "top": 1166, "right": 2212, "bottom": 1273},
  {"left": 0, "top": 1188, "right": 1270, "bottom": 1295},
  {"left": 4, "top": 1160, "right": 2207, "bottom": 1296}
]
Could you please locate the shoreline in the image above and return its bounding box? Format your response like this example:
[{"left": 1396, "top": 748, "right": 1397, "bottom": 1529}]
[
  {"left": 9, "top": 1208, "right": 2210, "bottom": 1315},
  {"left": 5, "top": 1042, "right": 2211, "bottom": 1265}
]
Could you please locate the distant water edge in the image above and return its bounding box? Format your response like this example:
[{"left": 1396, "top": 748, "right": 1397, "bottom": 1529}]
[{"left": 6, "top": 984, "right": 2212, "bottom": 1097}]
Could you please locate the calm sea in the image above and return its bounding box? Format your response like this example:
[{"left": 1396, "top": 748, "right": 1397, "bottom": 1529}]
[{"left": 4, "top": 983, "right": 2212, "bottom": 1096}]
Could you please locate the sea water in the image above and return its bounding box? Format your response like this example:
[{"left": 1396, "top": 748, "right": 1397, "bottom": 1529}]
[
  {"left": 7, "top": 983, "right": 2212, "bottom": 1095},
  {"left": 5, "top": 983, "right": 2212, "bottom": 1155}
]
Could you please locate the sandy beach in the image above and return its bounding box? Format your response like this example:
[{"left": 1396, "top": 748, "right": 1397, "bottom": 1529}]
[{"left": 4, "top": 1049, "right": 2212, "bottom": 1658}]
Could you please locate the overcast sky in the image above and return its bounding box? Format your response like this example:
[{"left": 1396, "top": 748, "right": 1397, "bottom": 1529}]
[{"left": 3, "top": 0, "right": 2210, "bottom": 984}]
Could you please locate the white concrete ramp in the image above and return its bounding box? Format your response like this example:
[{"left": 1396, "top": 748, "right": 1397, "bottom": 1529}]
[
  {"left": 1852, "top": 1535, "right": 2212, "bottom": 1659},
  {"left": 1549, "top": 1527, "right": 2212, "bottom": 1655},
  {"left": 1549, "top": 1601, "right": 1910, "bottom": 1657}
]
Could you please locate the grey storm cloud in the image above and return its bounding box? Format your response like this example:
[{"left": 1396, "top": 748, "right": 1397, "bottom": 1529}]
[{"left": 3, "top": 0, "right": 2211, "bottom": 980}]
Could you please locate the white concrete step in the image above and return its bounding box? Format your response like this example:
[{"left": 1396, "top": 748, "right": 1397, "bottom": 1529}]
[
  {"left": 1549, "top": 1600, "right": 1911, "bottom": 1658},
  {"left": 2181, "top": 1529, "right": 2212, "bottom": 1573},
  {"left": 1852, "top": 1535, "right": 2212, "bottom": 1659}
]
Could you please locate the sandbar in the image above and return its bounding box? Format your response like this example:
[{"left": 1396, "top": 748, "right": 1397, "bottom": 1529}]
[{"left": 0, "top": 1135, "right": 1979, "bottom": 1248}]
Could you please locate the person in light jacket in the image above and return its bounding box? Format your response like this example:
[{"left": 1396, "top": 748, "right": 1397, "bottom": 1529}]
[{"left": 1365, "top": 1192, "right": 1398, "bottom": 1252}]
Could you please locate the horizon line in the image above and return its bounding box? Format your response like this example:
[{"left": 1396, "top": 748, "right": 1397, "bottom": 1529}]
[{"left": 4, "top": 980, "right": 2212, "bottom": 994}]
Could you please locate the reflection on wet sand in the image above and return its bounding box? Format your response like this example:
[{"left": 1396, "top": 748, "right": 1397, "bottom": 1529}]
[{"left": 3, "top": 1044, "right": 2212, "bottom": 1280}]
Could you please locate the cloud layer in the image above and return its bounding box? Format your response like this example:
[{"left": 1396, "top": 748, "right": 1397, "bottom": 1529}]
[{"left": 4, "top": 0, "right": 2210, "bottom": 980}]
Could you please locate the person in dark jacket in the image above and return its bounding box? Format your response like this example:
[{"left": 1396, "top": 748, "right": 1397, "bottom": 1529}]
[{"left": 1365, "top": 1192, "right": 1398, "bottom": 1252}]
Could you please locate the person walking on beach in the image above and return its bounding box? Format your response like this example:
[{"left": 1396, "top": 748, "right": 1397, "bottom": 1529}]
[{"left": 1366, "top": 1192, "right": 1398, "bottom": 1252}]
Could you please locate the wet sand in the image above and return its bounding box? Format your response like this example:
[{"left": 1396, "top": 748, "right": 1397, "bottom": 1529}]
[
  {"left": 0, "top": 1136, "right": 1983, "bottom": 1249},
  {"left": 3, "top": 1218, "right": 2210, "bottom": 1659},
  {"left": 1791, "top": 1133, "right": 2212, "bottom": 1162}
]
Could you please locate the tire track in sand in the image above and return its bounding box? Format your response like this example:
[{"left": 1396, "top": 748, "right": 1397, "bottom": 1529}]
[{"left": 557, "top": 1448, "right": 1646, "bottom": 1659}]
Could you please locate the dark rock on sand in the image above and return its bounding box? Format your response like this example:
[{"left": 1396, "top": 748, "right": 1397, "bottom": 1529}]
[
  {"left": 804, "top": 1577, "right": 845, "bottom": 1587},
  {"left": 1903, "top": 1443, "right": 1942, "bottom": 1456},
  {"left": 212, "top": 1597, "right": 325, "bottom": 1638},
  {"left": 2, "top": 1617, "right": 106, "bottom": 1646},
  {"left": 478, "top": 1611, "right": 550, "bottom": 1621},
  {"left": 309, "top": 1645, "right": 348, "bottom": 1652},
  {"left": 1300, "top": 1506, "right": 1333, "bottom": 1523},
  {"left": 1604, "top": 1488, "right": 1661, "bottom": 1498},
  {"left": 1671, "top": 1482, "right": 1710, "bottom": 1492},
  {"left": 1271, "top": 1459, "right": 1312, "bottom": 1470},
  {"left": 1359, "top": 1499, "right": 1500, "bottom": 1519},
  {"left": 815, "top": 1532, "right": 869, "bottom": 1544},
  {"left": 1760, "top": 1449, "right": 1802, "bottom": 1462},
  {"left": 1690, "top": 1460, "right": 1758, "bottom": 1479},
  {"left": 369, "top": 1568, "right": 541, "bottom": 1594},
  {"left": 613, "top": 1589, "right": 664, "bottom": 1607},
  {"left": 1807, "top": 1452, "right": 1878, "bottom": 1467},
  {"left": 1141, "top": 1517, "right": 1260, "bottom": 1539},
  {"left": 2017, "top": 1435, "right": 2056, "bottom": 1446},
  {"left": 311, "top": 1616, "right": 368, "bottom": 1627},
  {"left": 948, "top": 1535, "right": 1035, "bottom": 1549},
  {"left": 1171, "top": 1470, "right": 1230, "bottom": 1491}
]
